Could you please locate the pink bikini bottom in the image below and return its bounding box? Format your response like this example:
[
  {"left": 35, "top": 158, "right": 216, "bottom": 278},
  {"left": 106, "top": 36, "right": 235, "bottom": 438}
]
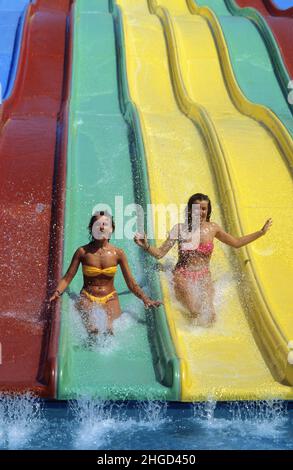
[{"left": 174, "top": 266, "right": 210, "bottom": 282}]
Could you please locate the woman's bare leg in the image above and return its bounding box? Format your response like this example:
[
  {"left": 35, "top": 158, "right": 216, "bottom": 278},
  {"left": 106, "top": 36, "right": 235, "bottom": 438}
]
[
  {"left": 173, "top": 272, "right": 202, "bottom": 320},
  {"left": 103, "top": 295, "right": 122, "bottom": 335},
  {"left": 75, "top": 295, "right": 100, "bottom": 337},
  {"left": 75, "top": 293, "right": 122, "bottom": 337},
  {"left": 198, "top": 276, "right": 216, "bottom": 327},
  {"left": 173, "top": 272, "right": 216, "bottom": 326}
]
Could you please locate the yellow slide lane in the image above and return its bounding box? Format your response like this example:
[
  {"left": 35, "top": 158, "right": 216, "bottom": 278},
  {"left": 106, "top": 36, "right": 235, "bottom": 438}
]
[{"left": 117, "top": 0, "right": 293, "bottom": 400}]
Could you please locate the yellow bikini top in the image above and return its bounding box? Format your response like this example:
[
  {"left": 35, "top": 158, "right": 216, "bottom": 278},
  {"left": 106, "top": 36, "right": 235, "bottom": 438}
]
[{"left": 82, "top": 265, "right": 118, "bottom": 277}]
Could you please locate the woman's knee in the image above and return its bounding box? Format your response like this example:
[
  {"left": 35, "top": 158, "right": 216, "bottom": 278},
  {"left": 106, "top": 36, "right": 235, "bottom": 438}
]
[
  {"left": 197, "top": 303, "right": 216, "bottom": 326},
  {"left": 105, "top": 299, "right": 121, "bottom": 319}
]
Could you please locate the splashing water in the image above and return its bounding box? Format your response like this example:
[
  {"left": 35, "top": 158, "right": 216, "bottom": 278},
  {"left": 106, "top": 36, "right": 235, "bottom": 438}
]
[
  {"left": 68, "top": 296, "right": 142, "bottom": 357},
  {"left": 0, "top": 393, "right": 43, "bottom": 450},
  {"left": 162, "top": 258, "right": 235, "bottom": 330},
  {"left": 0, "top": 310, "right": 44, "bottom": 328},
  {"left": 70, "top": 399, "right": 168, "bottom": 450},
  {"left": 0, "top": 396, "right": 291, "bottom": 449},
  {"left": 137, "top": 400, "right": 169, "bottom": 430},
  {"left": 191, "top": 400, "right": 290, "bottom": 447},
  {"left": 193, "top": 399, "right": 217, "bottom": 423},
  {"left": 227, "top": 401, "right": 289, "bottom": 439},
  {"left": 70, "top": 399, "right": 119, "bottom": 449}
]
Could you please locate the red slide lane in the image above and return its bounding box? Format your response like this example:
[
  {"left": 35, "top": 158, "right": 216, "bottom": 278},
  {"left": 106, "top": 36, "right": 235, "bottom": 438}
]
[
  {"left": 0, "top": 0, "right": 72, "bottom": 398},
  {"left": 236, "top": 0, "right": 293, "bottom": 77}
]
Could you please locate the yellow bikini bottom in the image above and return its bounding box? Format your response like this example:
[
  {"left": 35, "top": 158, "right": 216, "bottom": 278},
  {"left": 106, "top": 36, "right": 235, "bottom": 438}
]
[{"left": 81, "top": 289, "right": 117, "bottom": 304}]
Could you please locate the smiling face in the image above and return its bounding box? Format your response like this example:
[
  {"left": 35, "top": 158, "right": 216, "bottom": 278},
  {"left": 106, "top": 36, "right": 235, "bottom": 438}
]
[
  {"left": 195, "top": 200, "right": 209, "bottom": 223},
  {"left": 92, "top": 214, "right": 113, "bottom": 241}
]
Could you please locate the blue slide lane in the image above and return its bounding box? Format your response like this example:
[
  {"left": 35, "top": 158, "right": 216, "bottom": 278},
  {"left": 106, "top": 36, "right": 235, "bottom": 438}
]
[{"left": 0, "top": 0, "right": 31, "bottom": 101}]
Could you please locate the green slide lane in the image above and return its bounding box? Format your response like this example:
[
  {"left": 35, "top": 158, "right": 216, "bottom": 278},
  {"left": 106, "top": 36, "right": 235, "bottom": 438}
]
[
  {"left": 57, "top": 0, "right": 180, "bottom": 400},
  {"left": 192, "top": 0, "right": 293, "bottom": 135},
  {"left": 224, "top": 0, "right": 292, "bottom": 96}
]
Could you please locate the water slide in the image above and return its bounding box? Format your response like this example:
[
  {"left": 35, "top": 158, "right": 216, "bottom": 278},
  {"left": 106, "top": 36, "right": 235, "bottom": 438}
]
[
  {"left": 193, "top": 1, "right": 292, "bottom": 137},
  {"left": 231, "top": 0, "right": 293, "bottom": 80},
  {"left": 1, "top": 0, "right": 292, "bottom": 402},
  {"left": 0, "top": 0, "right": 30, "bottom": 100},
  {"left": 114, "top": 0, "right": 293, "bottom": 401},
  {"left": 57, "top": 0, "right": 180, "bottom": 401},
  {"left": 0, "top": 0, "right": 72, "bottom": 398}
]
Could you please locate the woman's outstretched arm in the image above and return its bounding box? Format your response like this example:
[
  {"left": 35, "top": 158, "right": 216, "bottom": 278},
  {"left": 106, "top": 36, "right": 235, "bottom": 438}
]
[
  {"left": 49, "top": 247, "right": 82, "bottom": 302},
  {"left": 213, "top": 219, "right": 272, "bottom": 248},
  {"left": 118, "top": 249, "right": 162, "bottom": 308},
  {"left": 134, "top": 224, "right": 178, "bottom": 259}
]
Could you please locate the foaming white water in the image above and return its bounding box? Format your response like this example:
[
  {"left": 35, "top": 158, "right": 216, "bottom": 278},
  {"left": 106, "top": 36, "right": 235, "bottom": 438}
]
[
  {"left": 68, "top": 295, "right": 144, "bottom": 356},
  {"left": 0, "top": 311, "right": 44, "bottom": 327},
  {"left": 193, "top": 398, "right": 217, "bottom": 422},
  {"left": 69, "top": 296, "right": 140, "bottom": 356},
  {"left": 0, "top": 394, "right": 42, "bottom": 449},
  {"left": 162, "top": 259, "right": 236, "bottom": 332},
  {"left": 70, "top": 399, "right": 168, "bottom": 450},
  {"left": 91, "top": 312, "right": 136, "bottom": 356},
  {"left": 192, "top": 400, "right": 288, "bottom": 440},
  {"left": 70, "top": 400, "right": 122, "bottom": 449},
  {"left": 213, "top": 271, "right": 234, "bottom": 313},
  {"left": 0, "top": 396, "right": 290, "bottom": 450},
  {"left": 227, "top": 401, "right": 289, "bottom": 439},
  {"left": 137, "top": 400, "right": 169, "bottom": 430}
]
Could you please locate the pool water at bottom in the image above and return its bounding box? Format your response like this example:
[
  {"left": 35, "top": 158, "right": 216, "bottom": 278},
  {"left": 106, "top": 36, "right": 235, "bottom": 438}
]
[{"left": 0, "top": 395, "right": 292, "bottom": 450}]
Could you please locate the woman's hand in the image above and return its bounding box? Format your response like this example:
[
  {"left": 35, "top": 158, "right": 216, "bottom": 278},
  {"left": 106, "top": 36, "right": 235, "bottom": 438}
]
[
  {"left": 143, "top": 297, "right": 163, "bottom": 309},
  {"left": 260, "top": 218, "right": 273, "bottom": 235},
  {"left": 134, "top": 232, "right": 149, "bottom": 251},
  {"left": 49, "top": 291, "right": 61, "bottom": 302}
]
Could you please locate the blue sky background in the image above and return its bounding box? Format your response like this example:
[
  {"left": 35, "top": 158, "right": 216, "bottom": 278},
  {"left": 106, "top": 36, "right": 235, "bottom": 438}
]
[{"left": 273, "top": 0, "right": 293, "bottom": 8}]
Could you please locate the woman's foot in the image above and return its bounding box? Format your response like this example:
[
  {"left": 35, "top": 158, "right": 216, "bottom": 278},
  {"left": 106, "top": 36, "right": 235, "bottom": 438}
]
[
  {"left": 84, "top": 330, "right": 99, "bottom": 348},
  {"left": 197, "top": 315, "right": 216, "bottom": 328},
  {"left": 104, "top": 329, "right": 114, "bottom": 336}
]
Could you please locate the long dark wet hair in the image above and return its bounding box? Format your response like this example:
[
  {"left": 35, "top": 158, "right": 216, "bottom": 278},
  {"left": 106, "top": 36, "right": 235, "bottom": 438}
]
[
  {"left": 88, "top": 210, "right": 115, "bottom": 242},
  {"left": 186, "top": 193, "right": 212, "bottom": 231}
]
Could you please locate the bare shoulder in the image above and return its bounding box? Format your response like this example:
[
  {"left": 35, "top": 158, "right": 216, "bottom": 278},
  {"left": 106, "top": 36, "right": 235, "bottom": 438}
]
[
  {"left": 78, "top": 245, "right": 88, "bottom": 255},
  {"left": 209, "top": 221, "right": 221, "bottom": 235},
  {"left": 113, "top": 246, "right": 125, "bottom": 259},
  {"left": 116, "top": 248, "right": 130, "bottom": 266},
  {"left": 74, "top": 245, "right": 88, "bottom": 256},
  {"left": 73, "top": 246, "right": 86, "bottom": 262}
]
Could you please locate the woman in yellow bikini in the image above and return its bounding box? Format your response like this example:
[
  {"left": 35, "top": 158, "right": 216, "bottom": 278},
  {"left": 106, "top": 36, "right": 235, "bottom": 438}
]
[
  {"left": 134, "top": 193, "right": 272, "bottom": 327},
  {"left": 50, "top": 210, "right": 162, "bottom": 337}
]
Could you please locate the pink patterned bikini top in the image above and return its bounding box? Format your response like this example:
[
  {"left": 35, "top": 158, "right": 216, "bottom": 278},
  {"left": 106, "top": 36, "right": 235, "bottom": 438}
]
[
  {"left": 180, "top": 241, "right": 214, "bottom": 256},
  {"left": 195, "top": 242, "right": 214, "bottom": 255}
]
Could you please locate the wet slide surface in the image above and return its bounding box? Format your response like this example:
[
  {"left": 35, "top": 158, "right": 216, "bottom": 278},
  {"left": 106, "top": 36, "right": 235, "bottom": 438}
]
[
  {"left": 117, "top": 0, "right": 293, "bottom": 400},
  {"left": 193, "top": 1, "right": 292, "bottom": 134},
  {"left": 235, "top": 0, "right": 293, "bottom": 77},
  {"left": 57, "top": 0, "right": 179, "bottom": 401},
  {"left": 195, "top": 0, "right": 292, "bottom": 135},
  {"left": 0, "top": 0, "right": 71, "bottom": 397},
  {"left": 0, "top": 0, "right": 30, "bottom": 100}
]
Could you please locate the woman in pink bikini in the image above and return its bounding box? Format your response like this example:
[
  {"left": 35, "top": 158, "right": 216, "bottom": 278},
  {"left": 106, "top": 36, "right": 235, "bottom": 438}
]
[{"left": 134, "top": 193, "right": 272, "bottom": 327}]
